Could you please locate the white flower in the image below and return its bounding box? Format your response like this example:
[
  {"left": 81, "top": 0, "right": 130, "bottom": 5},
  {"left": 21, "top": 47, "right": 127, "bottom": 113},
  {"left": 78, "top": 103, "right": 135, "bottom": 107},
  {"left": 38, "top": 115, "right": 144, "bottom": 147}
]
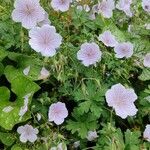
[
  {"left": 143, "top": 53, "right": 150, "bottom": 68},
  {"left": 17, "top": 124, "right": 39, "bottom": 143},
  {"left": 11, "top": 0, "right": 45, "bottom": 29},
  {"left": 83, "top": 4, "right": 90, "bottom": 12},
  {"left": 143, "top": 125, "right": 150, "bottom": 142},
  {"left": 76, "top": 5, "right": 83, "bottom": 11},
  {"left": 48, "top": 102, "right": 68, "bottom": 125},
  {"left": 86, "top": 131, "right": 98, "bottom": 141},
  {"left": 97, "top": 0, "right": 115, "bottom": 18},
  {"left": 116, "top": 0, "right": 133, "bottom": 17},
  {"left": 2, "top": 106, "right": 14, "bottom": 113},
  {"left": 114, "top": 42, "right": 134, "bottom": 58},
  {"left": 142, "top": 0, "right": 150, "bottom": 13},
  {"left": 98, "top": 30, "right": 118, "bottom": 47},
  {"left": 38, "top": 12, "right": 51, "bottom": 27},
  {"left": 77, "top": 42, "right": 102, "bottom": 67},
  {"left": 23, "top": 66, "right": 30, "bottom": 76},
  {"left": 19, "top": 93, "right": 31, "bottom": 119},
  {"left": 51, "top": 0, "right": 72, "bottom": 12},
  {"left": 29, "top": 25, "right": 62, "bottom": 57},
  {"left": 38, "top": 67, "right": 50, "bottom": 80},
  {"left": 73, "top": 141, "right": 80, "bottom": 148},
  {"left": 105, "top": 83, "right": 138, "bottom": 119}
]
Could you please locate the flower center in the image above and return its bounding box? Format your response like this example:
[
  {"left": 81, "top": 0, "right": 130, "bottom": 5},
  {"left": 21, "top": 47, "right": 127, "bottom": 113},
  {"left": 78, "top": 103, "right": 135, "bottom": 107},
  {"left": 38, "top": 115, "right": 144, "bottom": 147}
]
[{"left": 25, "top": 4, "right": 35, "bottom": 15}]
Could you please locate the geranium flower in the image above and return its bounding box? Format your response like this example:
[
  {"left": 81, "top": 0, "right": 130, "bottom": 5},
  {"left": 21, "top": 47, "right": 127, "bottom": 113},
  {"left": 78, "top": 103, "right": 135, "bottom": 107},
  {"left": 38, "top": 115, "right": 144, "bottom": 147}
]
[
  {"left": 98, "top": 30, "right": 118, "bottom": 47},
  {"left": 48, "top": 102, "right": 68, "bottom": 125},
  {"left": 142, "top": 0, "right": 150, "bottom": 13},
  {"left": 38, "top": 67, "right": 50, "bottom": 80},
  {"left": 86, "top": 131, "right": 98, "bottom": 141},
  {"left": 17, "top": 124, "right": 39, "bottom": 143},
  {"left": 105, "top": 83, "right": 138, "bottom": 119},
  {"left": 77, "top": 42, "right": 102, "bottom": 67},
  {"left": 29, "top": 25, "right": 62, "bottom": 57},
  {"left": 143, "top": 53, "right": 150, "bottom": 67},
  {"left": 38, "top": 12, "right": 51, "bottom": 27},
  {"left": 116, "top": 0, "right": 133, "bottom": 17},
  {"left": 97, "top": 0, "right": 115, "bottom": 18},
  {"left": 11, "top": 0, "right": 45, "bottom": 29},
  {"left": 143, "top": 125, "right": 150, "bottom": 142},
  {"left": 114, "top": 42, "right": 133, "bottom": 58},
  {"left": 51, "top": 0, "right": 72, "bottom": 12}
]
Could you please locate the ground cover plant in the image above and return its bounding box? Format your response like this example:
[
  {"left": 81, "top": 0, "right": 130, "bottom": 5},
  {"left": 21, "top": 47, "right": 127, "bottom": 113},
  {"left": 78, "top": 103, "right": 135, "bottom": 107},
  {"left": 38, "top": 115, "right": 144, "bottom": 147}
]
[{"left": 0, "top": 0, "right": 150, "bottom": 149}]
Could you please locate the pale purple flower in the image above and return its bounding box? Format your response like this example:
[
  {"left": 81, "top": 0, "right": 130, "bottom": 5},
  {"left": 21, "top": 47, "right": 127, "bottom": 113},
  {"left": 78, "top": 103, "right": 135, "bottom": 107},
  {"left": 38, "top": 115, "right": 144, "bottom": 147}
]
[
  {"left": 105, "top": 83, "right": 138, "bottom": 119},
  {"left": 116, "top": 0, "right": 133, "bottom": 17},
  {"left": 48, "top": 102, "right": 68, "bottom": 125},
  {"left": 77, "top": 42, "right": 102, "bottom": 67},
  {"left": 114, "top": 42, "right": 134, "bottom": 58},
  {"left": 29, "top": 25, "right": 62, "bottom": 57},
  {"left": 51, "top": 0, "right": 72, "bottom": 12},
  {"left": 97, "top": 0, "right": 115, "bottom": 18},
  {"left": 143, "top": 125, "right": 150, "bottom": 142},
  {"left": 86, "top": 131, "right": 98, "bottom": 141},
  {"left": 11, "top": 0, "right": 45, "bottom": 29},
  {"left": 98, "top": 30, "right": 118, "bottom": 47},
  {"left": 143, "top": 53, "right": 150, "bottom": 68},
  {"left": 38, "top": 67, "right": 50, "bottom": 80},
  {"left": 57, "top": 143, "right": 67, "bottom": 150},
  {"left": 38, "top": 12, "right": 51, "bottom": 27},
  {"left": 142, "top": 0, "right": 150, "bottom": 13},
  {"left": 17, "top": 124, "right": 39, "bottom": 143}
]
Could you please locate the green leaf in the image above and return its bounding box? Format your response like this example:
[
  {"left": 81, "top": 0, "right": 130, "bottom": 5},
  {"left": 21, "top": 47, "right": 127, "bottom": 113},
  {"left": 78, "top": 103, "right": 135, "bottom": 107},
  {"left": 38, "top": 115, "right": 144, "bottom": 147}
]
[
  {"left": 0, "top": 49, "right": 8, "bottom": 61},
  {"left": 139, "top": 69, "right": 150, "bottom": 81},
  {"left": 0, "top": 67, "right": 40, "bottom": 130},
  {"left": 0, "top": 132, "right": 15, "bottom": 146},
  {"left": 8, "top": 52, "right": 43, "bottom": 81}
]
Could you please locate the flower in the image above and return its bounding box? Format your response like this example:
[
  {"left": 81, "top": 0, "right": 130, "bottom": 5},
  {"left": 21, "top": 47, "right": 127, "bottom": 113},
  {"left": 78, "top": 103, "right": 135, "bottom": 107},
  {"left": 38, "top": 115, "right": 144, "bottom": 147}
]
[
  {"left": 114, "top": 42, "right": 133, "bottom": 58},
  {"left": 143, "top": 125, "right": 150, "bottom": 142},
  {"left": 51, "top": 0, "right": 72, "bottom": 12},
  {"left": 86, "top": 131, "right": 98, "bottom": 141},
  {"left": 116, "top": 0, "right": 133, "bottom": 17},
  {"left": 98, "top": 30, "right": 118, "bottom": 47},
  {"left": 144, "top": 23, "right": 150, "bottom": 30},
  {"left": 83, "top": 4, "right": 90, "bottom": 12},
  {"left": 105, "top": 83, "right": 138, "bottom": 119},
  {"left": 77, "top": 42, "right": 102, "bottom": 67},
  {"left": 23, "top": 66, "right": 30, "bottom": 76},
  {"left": 48, "top": 102, "right": 68, "bottom": 125},
  {"left": 38, "top": 12, "right": 51, "bottom": 27},
  {"left": 50, "top": 143, "right": 67, "bottom": 150},
  {"left": 29, "top": 24, "right": 62, "bottom": 57},
  {"left": 143, "top": 53, "right": 150, "bottom": 68},
  {"left": 17, "top": 124, "right": 39, "bottom": 143},
  {"left": 38, "top": 67, "right": 50, "bottom": 80},
  {"left": 142, "top": 0, "right": 150, "bottom": 13},
  {"left": 11, "top": 0, "right": 45, "bottom": 29},
  {"left": 73, "top": 141, "right": 80, "bottom": 148},
  {"left": 97, "top": 0, "right": 115, "bottom": 18}
]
